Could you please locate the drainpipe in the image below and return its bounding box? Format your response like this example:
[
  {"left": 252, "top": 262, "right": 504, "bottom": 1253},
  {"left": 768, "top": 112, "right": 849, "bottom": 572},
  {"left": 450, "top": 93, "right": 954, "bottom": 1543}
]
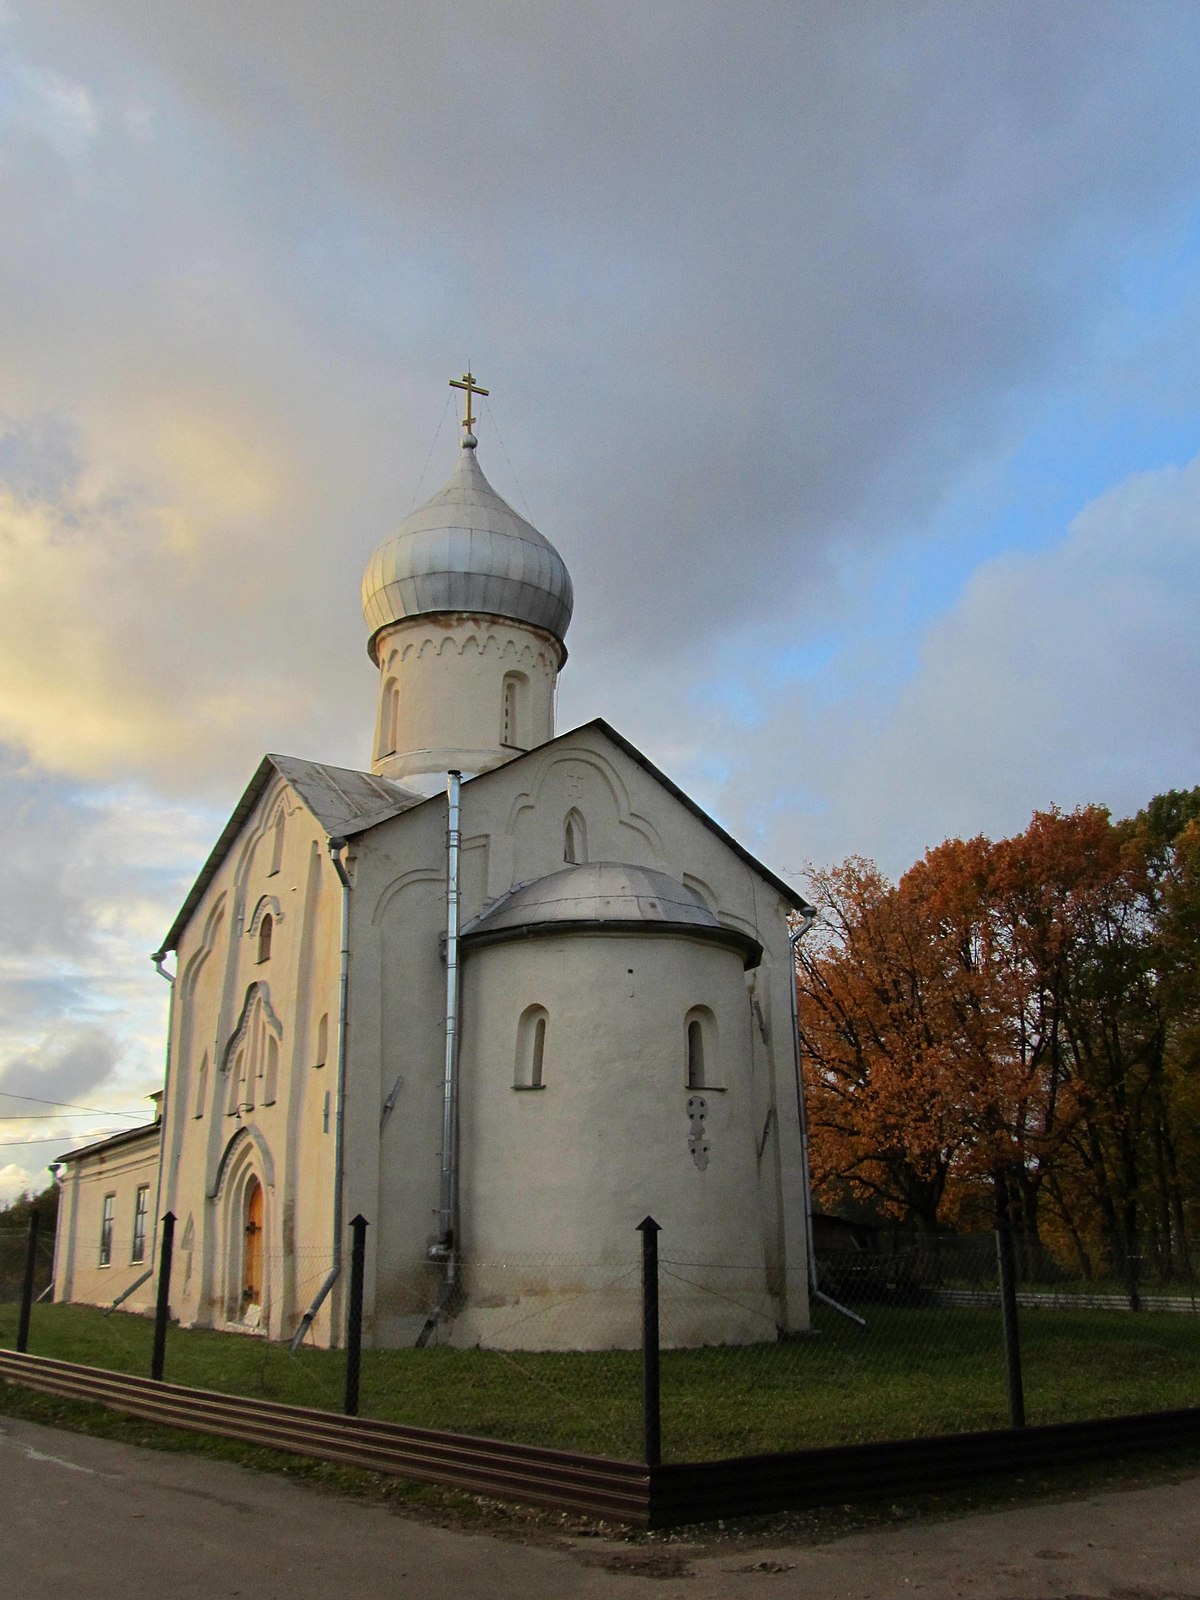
[
  {"left": 46, "top": 1161, "right": 64, "bottom": 1303},
  {"left": 290, "top": 835, "right": 352, "bottom": 1350},
  {"left": 789, "top": 913, "right": 865, "bottom": 1328},
  {"left": 417, "top": 771, "right": 462, "bottom": 1346},
  {"left": 150, "top": 951, "right": 176, "bottom": 1275}
]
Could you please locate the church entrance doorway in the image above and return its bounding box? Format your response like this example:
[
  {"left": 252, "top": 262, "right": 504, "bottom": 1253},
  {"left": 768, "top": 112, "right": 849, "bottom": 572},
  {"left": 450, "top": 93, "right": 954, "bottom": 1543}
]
[{"left": 243, "top": 1178, "right": 263, "bottom": 1315}]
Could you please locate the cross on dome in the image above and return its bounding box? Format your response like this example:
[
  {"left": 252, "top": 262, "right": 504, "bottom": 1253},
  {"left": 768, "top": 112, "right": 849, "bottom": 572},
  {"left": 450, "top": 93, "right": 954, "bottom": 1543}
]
[{"left": 449, "top": 369, "right": 489, "bottom": 447}]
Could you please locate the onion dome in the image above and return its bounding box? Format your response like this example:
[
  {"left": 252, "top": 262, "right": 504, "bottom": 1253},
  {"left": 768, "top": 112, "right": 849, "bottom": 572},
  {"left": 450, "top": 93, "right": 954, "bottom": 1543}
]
[
  {"left": 461, "top": 863, "right": 763, "bottom": 969},
  {"left": 362, "top": 444, "right": 574, "bottom": 663}
]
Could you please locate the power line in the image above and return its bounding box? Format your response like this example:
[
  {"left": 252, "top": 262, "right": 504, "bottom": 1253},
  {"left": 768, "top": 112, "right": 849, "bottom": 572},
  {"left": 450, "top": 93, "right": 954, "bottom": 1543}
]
[
  {"left": 0, "top": 1129, "right": 138, "bottom": 1149},
  {"left": 0, "top": 1090, "right": 150, "bottom": 1117},
  {"left": 0, "top": 1111, "right": 146, "bottom": 1121}
]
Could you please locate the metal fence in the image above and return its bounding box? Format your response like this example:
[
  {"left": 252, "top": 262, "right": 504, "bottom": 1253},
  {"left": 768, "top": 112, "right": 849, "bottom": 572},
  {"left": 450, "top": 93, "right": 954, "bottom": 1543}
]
[{"left": 2, "top": 1210, "right": 1199, "bottom": 1522}]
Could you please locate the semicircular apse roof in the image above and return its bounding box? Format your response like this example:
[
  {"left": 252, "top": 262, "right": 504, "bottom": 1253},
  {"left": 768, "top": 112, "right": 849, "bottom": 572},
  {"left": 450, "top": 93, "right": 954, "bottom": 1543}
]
[{"left": 462, "top": 862, "right": 763, "bottom": 968}]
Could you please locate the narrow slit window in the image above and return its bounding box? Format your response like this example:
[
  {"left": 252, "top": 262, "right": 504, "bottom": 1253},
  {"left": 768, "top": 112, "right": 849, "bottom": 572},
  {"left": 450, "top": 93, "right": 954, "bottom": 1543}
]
[
  {"left": 687, "top": 1020, "right": 705, "bottom": 1089},
  {"left": 564, "top": 808, "right": 587, "bottom": 864},
  {"left": 228, "top": 1047, "right": 246, "bottom": 1114},
  {"left": 501, "top": 672, "right": 528, "bottom": 750},
  {"left": 257, "top": 913, "right": 273, "bottom": 963},
  {"left": 515, "top": 1005, "right": 549, "bottom": 1089},
  {"left": 378, "top": 678, "right": 399, "bottom": 758},
  {"left": 263, "top": 1034, "right": 280, "bottom": 1104},
  {"left": 531, "top": 1016, "right": 546, "bottom": 1087},
  {"left": 314, "top": 1012, "right": 329, "bottom": 1068},
  {"left": 502, "top": 677, "right": 518, "bottom": 746},
  {"left": 194, "top": 1051, "right": 209, "bottom": 1118},
  {"left": 269, "top": 809, "right": 286, "bottom": 875},
  {"left": 685, "top": 1006, "right": 717, "bottom": 1089}
]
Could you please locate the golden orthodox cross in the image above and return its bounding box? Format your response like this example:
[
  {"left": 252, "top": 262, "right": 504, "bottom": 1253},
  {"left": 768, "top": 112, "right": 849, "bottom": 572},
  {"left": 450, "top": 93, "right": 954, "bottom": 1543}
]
[{"left": 449, "top": 369, "right": 489, "bottom": 437}]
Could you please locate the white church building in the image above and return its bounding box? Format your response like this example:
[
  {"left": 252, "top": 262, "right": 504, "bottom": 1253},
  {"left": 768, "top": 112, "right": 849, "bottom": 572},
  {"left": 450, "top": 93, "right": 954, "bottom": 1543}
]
[{"left": 52, "top": 380, "right": 813, "bottom": 1351}]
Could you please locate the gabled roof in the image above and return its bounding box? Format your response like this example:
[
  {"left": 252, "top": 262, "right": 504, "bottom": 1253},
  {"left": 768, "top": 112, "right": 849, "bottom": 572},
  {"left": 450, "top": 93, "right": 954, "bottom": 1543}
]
[
  {"left": 467, "top": 719, "right": 813, "bottom": 913},
  {"left": 157, "top": 722, "right": 810, "bottom": 957},
  {"left": 156, "top": 756, "right": 422, "bottom": 956}
]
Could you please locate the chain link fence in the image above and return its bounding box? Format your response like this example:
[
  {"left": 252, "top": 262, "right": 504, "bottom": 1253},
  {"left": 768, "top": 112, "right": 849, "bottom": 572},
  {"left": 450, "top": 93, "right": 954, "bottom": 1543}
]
[{"left": 2, "top": 1217, "right": 1197, "bottom": 1467}]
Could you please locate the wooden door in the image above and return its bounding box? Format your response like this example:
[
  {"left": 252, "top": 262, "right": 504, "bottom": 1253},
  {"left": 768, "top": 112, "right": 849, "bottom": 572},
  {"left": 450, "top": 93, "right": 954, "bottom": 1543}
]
[{"left": 243, "top": 1179, "right": 263, "bottom": 1308}]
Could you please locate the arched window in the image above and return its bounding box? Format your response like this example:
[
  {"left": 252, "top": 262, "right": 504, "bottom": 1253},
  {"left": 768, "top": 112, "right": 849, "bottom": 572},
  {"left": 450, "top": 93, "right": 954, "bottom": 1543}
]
[
  {"left": 314, "top": 1012, "right": 329, "bottom": 1068},
  {"left": 193, "top": 1051, "right": 209, "bottom": 1118},
  {"left": 269, "top": 808, "right": 286, "bottom": 875},
  {"left": 501, "top": 672, "right": 528, "bottom": 749},
  {"left": 563, "top": 808, "right": 588, "bottom": 864},
  {"left": 378, "top": 677, "right": 400, "bottom": 758},
  {"left": 257, "top": 913, "right": 273, "bottom": 964},
  {"left": 515, "top": 1004, "right": 549, "bottom": 1089},
  {"left": 685, "top": 1006, "right": 717, "bottom": 1089}
]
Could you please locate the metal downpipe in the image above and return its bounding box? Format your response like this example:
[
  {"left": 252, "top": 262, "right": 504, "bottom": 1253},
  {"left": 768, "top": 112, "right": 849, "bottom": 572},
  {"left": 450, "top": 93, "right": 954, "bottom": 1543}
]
[
  {"left": 417, "top": 771, "right": 462, "bottom": 1347},
  {"left": 789, "top": 914, "right": 866, "bottom": 1328},
  {"left": 150, "top": 952, "right": 176, "bottom": 1278},
  {"left": 290, "top": 836, "right": 352, "bottom": 1350}
]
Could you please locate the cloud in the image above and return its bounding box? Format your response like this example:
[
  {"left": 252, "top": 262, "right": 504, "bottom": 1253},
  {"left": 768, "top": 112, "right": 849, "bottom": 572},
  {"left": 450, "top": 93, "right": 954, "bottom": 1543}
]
[
  {"left": 0, "top": 1024, "right": 122, "bottom": 1106},
  {"left": 0, "top": 1163, "right": 40, "bottom": 1204},
  {"left": 0, "top": 3, "right": 1196, "bottom": 809},
  {"left": 719, "top": 452, "right": 1200, "bottom": 879}
]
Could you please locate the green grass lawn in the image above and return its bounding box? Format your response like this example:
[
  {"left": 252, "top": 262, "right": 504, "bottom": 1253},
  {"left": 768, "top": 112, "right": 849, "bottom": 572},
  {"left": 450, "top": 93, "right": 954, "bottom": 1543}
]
[{"left": 2, "top": 1299, "right": 1196, "bottom": 1463}]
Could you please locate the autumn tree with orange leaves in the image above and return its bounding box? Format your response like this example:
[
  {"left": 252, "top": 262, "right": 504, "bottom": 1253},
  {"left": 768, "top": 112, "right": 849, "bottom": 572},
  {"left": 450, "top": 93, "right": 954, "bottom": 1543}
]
[{"left": 798, "top": 790, "right": 1200, "bottom": 1284}]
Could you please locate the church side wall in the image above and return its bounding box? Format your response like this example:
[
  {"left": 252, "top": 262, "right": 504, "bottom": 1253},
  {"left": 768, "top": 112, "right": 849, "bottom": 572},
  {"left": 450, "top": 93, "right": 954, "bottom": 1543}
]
[{"left": 162, "top": 779, "right": 343, "bottom": 1344}]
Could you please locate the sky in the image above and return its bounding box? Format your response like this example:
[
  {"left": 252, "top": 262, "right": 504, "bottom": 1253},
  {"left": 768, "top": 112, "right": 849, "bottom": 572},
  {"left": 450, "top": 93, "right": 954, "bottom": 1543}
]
[{"left": 2, "top": 0, "right": 1199, "bottom": 1199}]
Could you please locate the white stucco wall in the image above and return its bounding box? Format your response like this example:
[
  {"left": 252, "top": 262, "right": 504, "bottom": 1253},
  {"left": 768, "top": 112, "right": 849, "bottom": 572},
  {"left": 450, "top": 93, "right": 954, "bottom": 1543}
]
[
  {"left": 54, "top": 1131, "right": 160, "bottom": 1314},
  {"left": 455, "top": 929, "right": 777, "bottom": 1348}
]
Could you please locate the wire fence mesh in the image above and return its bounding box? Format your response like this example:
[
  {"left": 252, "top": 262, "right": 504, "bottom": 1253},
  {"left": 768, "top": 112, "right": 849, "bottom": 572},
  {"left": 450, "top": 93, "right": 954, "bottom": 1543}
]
[{"left": 2, "top": 1221, "right": 1197, "bottom": 1467}]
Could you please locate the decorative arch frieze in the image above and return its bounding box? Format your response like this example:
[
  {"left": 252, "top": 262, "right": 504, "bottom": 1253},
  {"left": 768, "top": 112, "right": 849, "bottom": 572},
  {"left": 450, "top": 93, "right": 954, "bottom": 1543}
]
[
  {"left": 221, "top": 983, "right": 284, "bottom": 1112},
  {"left": 222, "top": 983, "right": 283, "bottom": 1068},
  {"left": 247, "top": 894, "right": 284, "bottom": 937},
  {"left": 505, "top": 749, "right": 664, "bottom": 857},
  {"left": 387, "top": 624, "right": 558, "bottom": 668},
  {"left": 208, "top": 1123, "right": 276, "bottom": 1200}
]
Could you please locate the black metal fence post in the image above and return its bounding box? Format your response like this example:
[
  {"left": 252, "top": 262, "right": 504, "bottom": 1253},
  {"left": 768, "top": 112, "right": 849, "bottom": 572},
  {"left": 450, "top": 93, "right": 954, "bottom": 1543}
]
[
  {"left": 344, "top": 1213, "right": 368, "bottom": 1416},
  {"left": 151, "top": 1211, "right": 176, "bottom": 1382},
  {"left": 16, "top": 1208, "right": 41, "bottom": 1353},
  {"left": 638, "top": 1215, "right": 662, "bottom": 1467},
  {"left": 995, "top": 1218, "right": 1026, "bottom": 1429}
]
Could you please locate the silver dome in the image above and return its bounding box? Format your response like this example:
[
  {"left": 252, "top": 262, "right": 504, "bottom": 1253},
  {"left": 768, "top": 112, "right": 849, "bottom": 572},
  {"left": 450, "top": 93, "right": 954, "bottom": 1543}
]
[
  {"left": 362, "top": 446, "right": 574, "bottom": 661},
  {"left": 462, "top": 862, "right": 763, "bottom": 967}
]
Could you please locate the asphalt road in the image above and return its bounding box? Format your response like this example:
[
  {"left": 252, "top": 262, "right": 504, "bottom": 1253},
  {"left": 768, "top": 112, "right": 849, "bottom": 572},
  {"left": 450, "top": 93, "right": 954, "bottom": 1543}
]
[{"left": 2, "top": 1413, "right": 1199, "bottom": 1599}]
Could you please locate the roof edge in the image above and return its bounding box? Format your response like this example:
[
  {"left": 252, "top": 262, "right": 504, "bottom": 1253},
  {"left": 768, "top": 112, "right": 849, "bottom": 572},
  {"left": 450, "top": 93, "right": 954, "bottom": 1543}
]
[
  {"left": 56, "top": 1120, "right": 161, "bottom": 1167},
  {"left": 461, "top": 917, "right": 763, "bottom": 970}
]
